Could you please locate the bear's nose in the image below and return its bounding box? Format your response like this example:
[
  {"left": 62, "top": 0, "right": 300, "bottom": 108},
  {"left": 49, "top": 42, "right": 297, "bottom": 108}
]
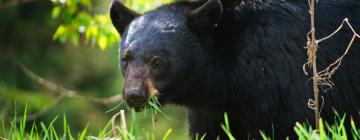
[{"left": 124, "top": 88, "right": 147, "bottom": 107}]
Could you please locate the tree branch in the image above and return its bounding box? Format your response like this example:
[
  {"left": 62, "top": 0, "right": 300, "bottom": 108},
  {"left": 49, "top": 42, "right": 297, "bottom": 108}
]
[{"left": 12, "top": 60, "right": 123, "bottom": 121}]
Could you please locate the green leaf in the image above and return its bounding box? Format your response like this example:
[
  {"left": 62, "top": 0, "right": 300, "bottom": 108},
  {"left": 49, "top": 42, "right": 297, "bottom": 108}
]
[
  {"left": 52, "top": 25, "right": 66, "bottom": 40},
  {"left": 51, "top": 0, "right": 174, "bottom": 49},
  {"left": 80, "top": 0, "right": 92, "bottom": 9},
  {"left": 98, "top": 36, "right": 108, "bottom": 50},
  {"left": 70, "top": 32, "right": 79, "bottom": 46},
  {"left": 52, "top": 6, "right": 61, "bottom": 19}
]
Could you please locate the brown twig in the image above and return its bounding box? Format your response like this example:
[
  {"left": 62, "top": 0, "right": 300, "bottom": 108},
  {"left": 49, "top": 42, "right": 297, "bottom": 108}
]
[
  {"left": 15, "top": 61, "right": 123, "bottom": 105},
  {"left": 12, "top": 60, "right": 123, "bottom": 121}
]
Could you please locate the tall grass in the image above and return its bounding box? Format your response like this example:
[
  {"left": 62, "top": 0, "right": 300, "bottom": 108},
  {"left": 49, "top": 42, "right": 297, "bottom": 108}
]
[
  {"left": 0, "top": 103, "right": 176, "bottom": 140},
  {"left": 1, "top": 106, "right": 359, "bottom": 140},
  {"left": 260, "top": 114, "right": 360, "bottom": 140}
]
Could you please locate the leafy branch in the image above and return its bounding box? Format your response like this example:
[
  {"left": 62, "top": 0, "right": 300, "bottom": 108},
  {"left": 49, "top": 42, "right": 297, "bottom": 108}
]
[{"left": 51, "top": 0, "right": 174, "bottom": 50}]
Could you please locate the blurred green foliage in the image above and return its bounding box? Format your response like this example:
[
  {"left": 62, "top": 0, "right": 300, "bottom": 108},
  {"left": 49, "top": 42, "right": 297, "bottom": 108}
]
[
  {"left": 51, "top": 0, "right": 173, "bottom": 50},
  {"left": 0, "top": 0, "right": 188, "bottom": 139}
]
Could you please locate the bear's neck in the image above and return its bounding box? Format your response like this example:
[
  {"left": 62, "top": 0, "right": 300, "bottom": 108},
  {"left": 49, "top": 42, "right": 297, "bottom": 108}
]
[
  {"left": 188, "top": 1, "right": 272, "bottom": 111},
  {"left": 188, "top": 6, "right": 264, "bottom": 111},
  {"left": 191, "top": 0, "right": 310, "bottom": 112}
]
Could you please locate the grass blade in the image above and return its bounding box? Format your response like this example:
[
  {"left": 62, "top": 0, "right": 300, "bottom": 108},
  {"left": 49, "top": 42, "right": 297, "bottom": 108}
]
[
  {"left": 260, "top": 131, "right": 270, "bottom": 140},
  {"left": 161, "top": 129, "right": 172, "bottom": 140},
  {"left": 351, "top": 117, "right": 360, "bottom": 140},
  {"left": 62, "top": 114, "right": 68, "bottom": 139},
  {"left": 1, "top": 119, "right": 6, "bottom": 138},
  {"left": 50, "top": 125, "right": 59, "bottom": 140},
  {"left": 221, "top": 113, "right": 235, "bottom": 140},
  {"left": 79, "top": 123, "right": 89, "bottom": 140},
  {"left": 40, "top": 122, "right": 48, "bottom": 140},
  {"left": 19, "top": 104, "right": 27, "bottom": 139},
  {"left": 105, "top": 101, "right": 124, "bottom": 114},
  {"left": 148, "top": 101, "right": 172, "bottom": 121},
  {"left": 199, "top": 134, "right": 207, "bottom": 140},
  {"left": 98, "top": 119, "right": 112, "bottom": 138}
]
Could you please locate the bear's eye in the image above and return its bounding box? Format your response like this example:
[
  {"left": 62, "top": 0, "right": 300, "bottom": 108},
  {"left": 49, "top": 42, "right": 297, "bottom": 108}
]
[{"left": 150, "top": 56, "right": 163, "bottom": 68}]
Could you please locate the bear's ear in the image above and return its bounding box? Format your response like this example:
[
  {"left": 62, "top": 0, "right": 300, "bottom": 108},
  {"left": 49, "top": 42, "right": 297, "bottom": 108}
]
[
  {"left": 188, "top": 0, "right": 223, "bottom": 29},
  {"left": 110, "top": 0, "right": 140, "bottom": 34}
]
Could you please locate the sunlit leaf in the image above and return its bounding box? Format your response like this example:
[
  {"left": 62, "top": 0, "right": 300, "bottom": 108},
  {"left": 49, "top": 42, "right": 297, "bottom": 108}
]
[
  {"left": 80, "top": 0, "right": 92, "bottom": 9},
  {"left": 70, "top": 32, "right": 79, "bottom": 46},
  {"left": 51, "top": 6, "right": 61, "bottom": 19},
  {"left": 52, "top": 25, "right": 66, "bottom": 40},
  {"left": 52, "top": 0, "right": 175, "bottom": 49},
  {"left": 98, "top": 36, "right": 108, "bottom": 50}
]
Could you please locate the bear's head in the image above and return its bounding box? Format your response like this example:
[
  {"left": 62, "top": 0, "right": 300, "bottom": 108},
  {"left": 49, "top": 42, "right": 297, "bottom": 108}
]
[{"left": 110, "top": 0, "right": 223, "bottom": 110}]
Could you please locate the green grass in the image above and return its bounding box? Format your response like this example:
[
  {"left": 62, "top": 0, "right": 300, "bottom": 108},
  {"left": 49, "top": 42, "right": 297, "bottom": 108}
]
[
  {"left": 148, "top": 97, "right": 172, "bottom": 121},
  {"left": 1, "top": 106, "right": 360, "bottom": 140},
  {"left": 261, "top": 114, "right": 360, "bottom": 140},
  {"left": 0, "top": 105, "right": 175, "bottom": 140},
  {"left": 221, "top": 112, "right": 235, "bottom": 140}
]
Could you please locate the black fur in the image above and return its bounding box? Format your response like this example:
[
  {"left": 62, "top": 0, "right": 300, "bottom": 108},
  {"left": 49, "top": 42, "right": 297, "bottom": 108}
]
[
  {"left": 110, "top": 0, "right": 140, "bottom": 33},
  {"left": 110, "top": 0, "right": 360, "bottom": 139}
]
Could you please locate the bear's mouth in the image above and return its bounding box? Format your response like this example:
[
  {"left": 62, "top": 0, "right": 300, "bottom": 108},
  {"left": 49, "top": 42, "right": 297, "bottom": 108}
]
[
  {"left": 128, "top": 95, "right": 162, "bottom": 112},
  {"left": 125, "top": 100, "right": 146, "bottom": 112},
  {"left": 125, "top": 98, "right": 147, "bottom": 111},
  {"left": 132, "top": 95, "right": 162, "bottom": 112},
  {"left": 134, "top": 104, "right": 146, "bottom": 112}
]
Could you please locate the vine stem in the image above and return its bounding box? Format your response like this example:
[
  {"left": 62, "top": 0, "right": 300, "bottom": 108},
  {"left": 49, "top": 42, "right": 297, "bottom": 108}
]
[{"left": 310, "top": 0, "right": 320, "bottom": 131}]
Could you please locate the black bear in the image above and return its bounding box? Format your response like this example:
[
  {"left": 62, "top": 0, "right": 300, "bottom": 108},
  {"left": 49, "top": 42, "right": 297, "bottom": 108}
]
[{"left": 110, "top": 0, "right": 360, "bottom": 139}]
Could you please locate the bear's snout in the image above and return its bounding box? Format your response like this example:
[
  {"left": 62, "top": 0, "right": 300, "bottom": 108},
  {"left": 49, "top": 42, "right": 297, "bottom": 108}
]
[{"left": 124, "top": 87, "right": 147, "bottom": 108}]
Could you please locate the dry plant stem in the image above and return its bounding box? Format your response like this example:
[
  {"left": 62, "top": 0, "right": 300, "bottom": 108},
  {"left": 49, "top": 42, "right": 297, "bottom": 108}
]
[
  {"left": 316, "top": 19, "right": 360, "bottom": 90},
  {"left": 317, "top": 35, "right": 357, "bottom": 89},
  {"left": 306, "top": 5, "right": 359, "bottom": 131},
  {"left": 120, "top": 110, "right": 127, "bottom": 133},
  {"left": 309, "top": 0, "right": 320, "bottom": 131},
  {"left": 111, "top": 112, "right": 121, "bottom": 137},
  {"left": 110, "top": 110, "right": 128, "bottom": 139}
]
